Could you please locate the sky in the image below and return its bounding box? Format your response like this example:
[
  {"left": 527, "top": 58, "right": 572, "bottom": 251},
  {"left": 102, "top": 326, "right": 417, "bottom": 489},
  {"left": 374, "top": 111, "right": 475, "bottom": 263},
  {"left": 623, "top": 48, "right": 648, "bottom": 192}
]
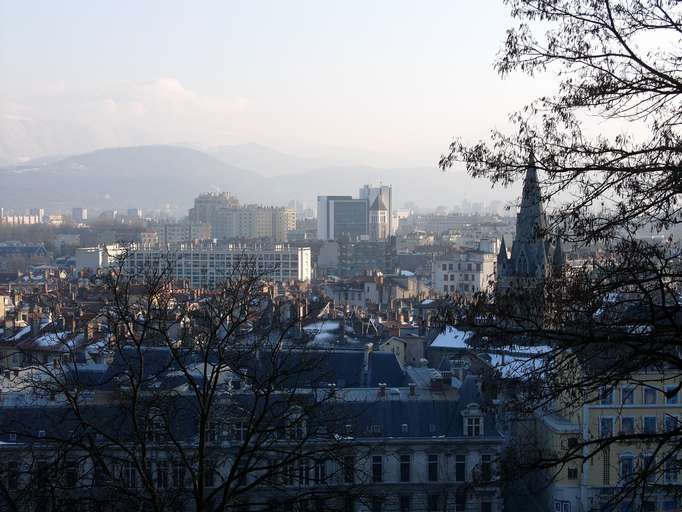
[{"left": 0, "top": 1, "right": 555, "bottom": 167}]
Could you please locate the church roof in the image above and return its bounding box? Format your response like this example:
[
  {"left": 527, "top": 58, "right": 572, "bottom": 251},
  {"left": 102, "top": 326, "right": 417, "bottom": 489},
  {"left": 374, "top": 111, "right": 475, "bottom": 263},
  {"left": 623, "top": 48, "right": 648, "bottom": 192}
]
[{"left": 370, "top": 195, "right": 388, "bottom": 211}]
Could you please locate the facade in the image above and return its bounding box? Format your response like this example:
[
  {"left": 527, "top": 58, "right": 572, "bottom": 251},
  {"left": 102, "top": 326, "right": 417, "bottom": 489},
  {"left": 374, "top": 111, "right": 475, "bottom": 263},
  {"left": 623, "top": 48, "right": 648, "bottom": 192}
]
[
  {"left": 74, "top": 245, "right": 124, "bottom": 271},
  {"left": 337, "top": 237, "right": 398, "bottom": 277},
  {"left": 126, "top": 242, "right": 312, "bottom": 287},
  {"left": 534, "top": 368, "right": 682, "bottom": 512},
  {"left": 432, "top": 250, "right": 497, "bottom": 297},
  {"left": 0, "top": 371, "right": 504, "bottom": 512},
  {"left": 359, "top": 185, "right": 394, "bottom": 237},
  {"left": 317, "top": 196, "right": 369, "bottom": 241},
  {"left": 149, "top": 222, "right": 213, "bottom": 245},
  {"left": 71, "top": 207, "right": 88, "bottom": 223},
  {"left": 189, "top": 193, "right": 295, "bottom": 242}
]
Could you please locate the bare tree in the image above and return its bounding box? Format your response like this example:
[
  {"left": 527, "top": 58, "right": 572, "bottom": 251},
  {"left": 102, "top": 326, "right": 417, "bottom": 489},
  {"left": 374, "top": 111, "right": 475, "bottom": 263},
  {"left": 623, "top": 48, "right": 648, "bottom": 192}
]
[
  {"left": 0, "top": 250, "right": 362, "bottom": 511},
  {"left": 440, "top": 1, "right": 682, "bottom": 509}
]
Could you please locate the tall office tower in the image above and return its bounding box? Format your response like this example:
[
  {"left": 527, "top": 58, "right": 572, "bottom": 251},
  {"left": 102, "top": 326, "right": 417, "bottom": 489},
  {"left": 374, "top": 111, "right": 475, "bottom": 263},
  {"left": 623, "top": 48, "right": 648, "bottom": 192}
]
[
  {"left": 189, "top": 192, "right": 240, "bottom": 239},
  {"left": 359, "top": 184, "right": 393, "bottom": 236},
  {"left": 29, "top": 208, "right": 45, "bottom": 222},
  {"left": 369, "top": 195, "right": 389, "bottom": 241},
  {"left": 317, "top": 196, "right": 369, "bottom": 241},
  {"left": 127, "top": 208, "right": 143, "bottom": 219},
  {"left": 72, "top": 208, "right": 88, "bottom": 223}
]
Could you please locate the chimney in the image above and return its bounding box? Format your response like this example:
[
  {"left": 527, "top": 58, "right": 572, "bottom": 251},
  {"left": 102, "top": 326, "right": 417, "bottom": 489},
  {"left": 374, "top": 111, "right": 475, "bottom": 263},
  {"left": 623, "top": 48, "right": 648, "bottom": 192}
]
[
  {"left": 378, "top": 382, "right": 387, "bottom": 398},
  {"left": 30, "top": 317, "right": 41, "bottom": 338},
  {"left": 363, "top": 342, "right": 374, "bottom": 373},
  {"left": 328, "top": 383, "right": 336, "bottom": 398},
  {"left": 409, "top": 383, "right": 416, "bottom": 397}
]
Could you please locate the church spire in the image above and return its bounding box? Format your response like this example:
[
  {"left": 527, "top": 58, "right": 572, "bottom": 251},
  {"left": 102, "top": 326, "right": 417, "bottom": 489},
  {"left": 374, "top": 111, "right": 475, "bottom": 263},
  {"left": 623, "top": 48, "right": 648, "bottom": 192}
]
[{"left": 515, "top": 151, "right": 546, "bottom": 241}]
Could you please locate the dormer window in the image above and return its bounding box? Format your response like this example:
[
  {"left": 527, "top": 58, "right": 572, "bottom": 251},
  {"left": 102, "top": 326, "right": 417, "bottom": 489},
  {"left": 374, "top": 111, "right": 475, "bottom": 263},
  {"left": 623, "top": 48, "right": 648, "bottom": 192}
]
[
  {"left": 462, "top": 403, "right": 484, "bottom": 437},
  {"left": 466, "top": 417, "right": 482, "bottom": 437},
  {"left": 401, "top": 423, "right": 408, "bottom": 434},
  {"left": 38, "top": 430, "right": 46, "bottom": 438}
]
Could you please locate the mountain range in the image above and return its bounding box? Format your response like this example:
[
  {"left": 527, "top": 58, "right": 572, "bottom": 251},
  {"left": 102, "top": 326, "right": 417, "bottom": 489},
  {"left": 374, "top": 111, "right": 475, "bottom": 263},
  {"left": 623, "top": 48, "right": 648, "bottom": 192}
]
[{"left": 0, "top": 144, "right": 508, "bottom": 214}]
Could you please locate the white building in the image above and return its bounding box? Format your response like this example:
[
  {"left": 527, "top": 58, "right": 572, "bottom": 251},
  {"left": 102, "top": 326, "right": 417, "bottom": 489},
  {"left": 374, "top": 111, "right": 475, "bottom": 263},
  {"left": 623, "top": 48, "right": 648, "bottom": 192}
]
[
  {"left": 126, "top": 242, "right": 311, "bottom": 288},
  {"left": 74, "top": 245, "right": 124, "bottom": 271},
  {"left": 432, "top": 250, "right": 497, "bottom": 297}
]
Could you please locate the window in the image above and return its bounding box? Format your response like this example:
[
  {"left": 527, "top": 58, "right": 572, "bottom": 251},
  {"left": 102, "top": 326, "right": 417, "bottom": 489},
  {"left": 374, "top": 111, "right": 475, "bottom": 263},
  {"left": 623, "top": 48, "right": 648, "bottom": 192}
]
[
  {"left": 665, "top": 460, "right": 678, "bottom": 483},
  {"left": 644, "top": 387, "right": 657, "bottom": 405},
  {"left": 204, "top": 464, "right": 216, "bottom": 488},
  {"left": 343, "top": 456, "right": 355, "bottom": 484},
  {"left": 444, "top": 274, "right": 449, "bottom": 281},
  {"left": 455, "top": 494, "right": 466, "bottom": 512},
  {"left": 602, "top": 447, "right": 611, "bottom": 485},
  {"left": 427, "top": 495, "right": 440, "bottom": 512},
  {"left": 555, "top": 502, "right": 571, "bottom": 512},
  {"left": 401, "top": 423, "right": 408, "bottom": 434},
  {"left": 481, "top": 503, "right": 492, "bottom": 512},
  {"left": 399, "top": 495, "right": 411, "bottom": 512},
  {"left": 448, "top": 263, "right": 453, "bottom": 271},
  {"left": 600, "top": 387, "right": 614, "bottom": 405},
  {"left": 643, "top": 416, "right": 657, "bottom": 434},
  {"left": 400, "top": 454, "right": 410, "bottom": 482},
  {"left": 621, "top": 385, "right": 635, "bottom": 405},
  {"left": 481, "top": 454, "right": 492, "bottom": 481},
  {"left": 172, "top": 462, "right": 185, "bottom": 488},
  {"left": 441, "top": 264, "right": 447, "bottom": 271},
  {"left": 466, "top": 417, "right": 482, "bottom": 436},
  {"left": 314, "top": 460, "right": 327, "bottom": 484},
  {"left": 443, "top": 285, "right": 448, "bottom": 292},
  {"left": 372, "top": 456, "right": 383, "bottom": 483},
  {"left": 37, "top": 430, "right": 46, "bottom": 439},
  {"left": 428, "top": 454, "right": 439, "bottom": 481},
  {"left": 665, "top": 414, "right": 679, "bottom": 433},
  {"left": 600, "top": 417, "right": 614, "bottom": 438},
  {"left": 157, "top": 461, "right": 168, "bottom": 489},
  {"left": 642, "top": 453, "right": 655, "bottom": 483},
  {"left": 206, "top": 421, "right": 219, "bottom": 443},
  {"left": 7, "top": 461, "right": 18, "bottom": 490},
  {"left": 567, "top": 466, "right": 578, "bottom": 480},
  {"left": 371, "top": 497, "right": 383, "bottom": 512},
  {"left": 666, "top": 385, "right": 679, "bottom": 404},
  {"left": 8, "top": 433, "right": 16, "bottom": 442},
  {"left": 620, "top": 455, "right": 634, "bottom": 481},
  {"left": 123, "top": 460, "right": 136, "bottom": 488},
  {"left": 455, "top": 454, "right": 466, "bottom": 481},
  {"left": 621, "top": 417, "right": 635, "bottom": 435}
]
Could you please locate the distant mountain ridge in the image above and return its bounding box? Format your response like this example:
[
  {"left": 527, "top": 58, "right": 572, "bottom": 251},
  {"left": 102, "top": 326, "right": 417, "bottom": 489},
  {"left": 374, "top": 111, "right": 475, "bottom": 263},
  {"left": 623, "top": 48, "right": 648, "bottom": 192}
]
[{"left": 0, "top": 144, "right": 507, "bottom": 213}]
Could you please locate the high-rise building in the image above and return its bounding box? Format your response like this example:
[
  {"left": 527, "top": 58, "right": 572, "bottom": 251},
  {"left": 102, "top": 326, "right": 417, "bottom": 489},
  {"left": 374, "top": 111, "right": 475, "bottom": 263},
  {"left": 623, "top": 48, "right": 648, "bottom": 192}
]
[
  {"left": 188, "top": 192, "right": 240, "bottom": 236},
  {"left": 72, "top": 208, "right": 88, "bottom": 223},
  {"left": 127, "top": 208, "right": 143, "bottom": 220},
  {"left": 29, "top": 208, "right": 45, "bottom": 223},
  {"left": 189, "top": 194, "right": 295, "bottom": 242},
  {"left": 317, "top": 196, "right": 369, "bottom": 241},
  {"left": 359, "top": 184, "right": 394, "bottom": 236}
]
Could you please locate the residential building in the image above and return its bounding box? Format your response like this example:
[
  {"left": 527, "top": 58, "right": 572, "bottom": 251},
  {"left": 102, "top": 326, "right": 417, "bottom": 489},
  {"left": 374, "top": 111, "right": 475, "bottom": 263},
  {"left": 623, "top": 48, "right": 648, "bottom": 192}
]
[
  {"left": 126, "top": 242, "right": 312, "bottom": 287},
  {"left": 432, "top": 250, "right": 497, "bottom": 297},
  {"left": 147, "top": 222, "right": 213, "bottom": 245},
  {"left": 72, "top": 207, "right": 88, "bottom": 223}
]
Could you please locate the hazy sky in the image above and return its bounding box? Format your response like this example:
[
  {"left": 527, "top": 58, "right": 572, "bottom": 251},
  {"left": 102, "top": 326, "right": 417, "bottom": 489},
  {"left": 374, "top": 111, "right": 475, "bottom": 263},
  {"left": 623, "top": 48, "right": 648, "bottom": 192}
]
[{"left": 0, "top": 1, "right": 555, "bottom": 167}]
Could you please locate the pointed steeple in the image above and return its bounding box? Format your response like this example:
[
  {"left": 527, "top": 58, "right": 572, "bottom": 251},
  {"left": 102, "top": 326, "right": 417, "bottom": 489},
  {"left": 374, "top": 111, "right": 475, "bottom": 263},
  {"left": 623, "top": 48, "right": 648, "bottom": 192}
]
[
  {"left": 553, "top": 235, "right": 565, "bottom": 270},
  {"left": 497, "top": 237, "right": 508, "bottom": 261},
  {"left": 516, "top": 151, "right": 546, "bottom": 242}
]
